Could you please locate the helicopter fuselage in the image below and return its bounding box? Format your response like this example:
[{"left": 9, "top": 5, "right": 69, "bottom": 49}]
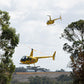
[
  {"left": 47, "top": 20, "right": 54, "bottom": 25},
  {"left": 46, "top": 15, "right": 62, "bottom": 25}
]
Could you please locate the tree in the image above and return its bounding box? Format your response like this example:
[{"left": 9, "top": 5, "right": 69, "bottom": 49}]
[
  {"left": 15, "top": 67, "right": 27, "bottom": 72},
  {"left": 56, "top": 69, "right": 65, "bottom": 72},
  {"left": 0, "top": 10, "right": 19, "bottom": 84},
  {"left": 61, "top": 20, "right": 84, "bottom": 84}
]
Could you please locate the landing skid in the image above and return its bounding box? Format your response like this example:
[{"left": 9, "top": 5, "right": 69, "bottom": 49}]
[{"left": 20, "top": 63, "right": 38, "bottom": 67}]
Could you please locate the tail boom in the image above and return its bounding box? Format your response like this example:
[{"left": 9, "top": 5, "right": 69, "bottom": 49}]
[{"left": 36, "top": 51, "right": 56, "bottom": 60}]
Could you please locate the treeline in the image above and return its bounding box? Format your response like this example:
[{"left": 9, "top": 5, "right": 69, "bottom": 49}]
[
  {"left": 15, "top": 67, "right": 66, "bottom": 72},
  {"left": 11, "top": 75, "right": 73, "bottom": 84},
  {"left": 15, "top": 67, "right": 27, "bottom": 72}
]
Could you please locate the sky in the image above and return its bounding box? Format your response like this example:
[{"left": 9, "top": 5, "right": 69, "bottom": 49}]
[{"left": 0, "top": 0, "right": 84, "bottom": 71}]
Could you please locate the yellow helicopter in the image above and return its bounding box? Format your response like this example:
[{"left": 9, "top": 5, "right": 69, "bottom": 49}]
[
  {"left": 46, "top": 15, "right": 62, "bottom": 25},
  {"left": 20, "top": 49, "right": 56, "bottom": 65}
]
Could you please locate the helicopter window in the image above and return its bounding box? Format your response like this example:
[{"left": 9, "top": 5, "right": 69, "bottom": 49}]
[
  {"left": 21, "top": 56, "right": 26, "bottom": 61},
  {"left": 22, "top": 56, "right": 26, "bottom": 59},
  {"left": 26, "top": 57, "right": 29, "bottom": 60},
  {"left": 26, "top": 57, "right": 32, "bottom": 60}
]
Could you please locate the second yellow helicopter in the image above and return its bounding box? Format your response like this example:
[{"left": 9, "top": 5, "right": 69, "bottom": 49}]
[{"left": 46, "top": 15, "right": 62, "bottom": 25}]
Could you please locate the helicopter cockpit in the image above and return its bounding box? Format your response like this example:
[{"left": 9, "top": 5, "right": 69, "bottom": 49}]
[
  {"left": 21, "top": 56, "right": 26, "bottom": 61},
  {"left": 21, "top": 56, "right": 32, "bottom": 62}
]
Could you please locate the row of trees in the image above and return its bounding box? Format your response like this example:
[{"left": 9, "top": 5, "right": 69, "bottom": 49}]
[
  {"left": 15, "top": 67, "right": 65, "bottom": 72},
  {"left": 15, "top": 67, "right": 27, "bottom": 72}
]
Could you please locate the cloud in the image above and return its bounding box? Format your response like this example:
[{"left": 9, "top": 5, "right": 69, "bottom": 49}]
[
  {"left": 55, "top": 0, "right": 84, "bottom": 14},
  {"left": 0, "top": 0, "right": 11, "bottom": 7}
]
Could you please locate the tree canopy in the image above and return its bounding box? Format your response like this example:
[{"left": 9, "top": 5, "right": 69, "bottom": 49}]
[
  {"left": 0, "top": 10, "right": 19, "bottom": 84},
  {"left": 62, "top": 20, "right": 84, "bottom": 84}
]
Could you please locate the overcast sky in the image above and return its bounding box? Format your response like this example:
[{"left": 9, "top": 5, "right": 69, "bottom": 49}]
[{"left": 0, "top": 0, "right": 84, "bottom": 71}]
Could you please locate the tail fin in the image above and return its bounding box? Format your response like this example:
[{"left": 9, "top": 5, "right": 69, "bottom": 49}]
[
  {"left": 59, "top": 16, "right": 62, "bottom": 20},
  {"left": 52, "top": 51, "right": 56, "bottom": 60}
]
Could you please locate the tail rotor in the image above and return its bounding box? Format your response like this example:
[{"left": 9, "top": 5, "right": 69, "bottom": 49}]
[{"left": 59, "top": 15, "right": 62, "bottom": 20}]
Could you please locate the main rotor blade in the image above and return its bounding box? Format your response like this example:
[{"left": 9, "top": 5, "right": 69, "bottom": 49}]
[{"left": 28, "top": 46, "right": 43, "bottom": 54}]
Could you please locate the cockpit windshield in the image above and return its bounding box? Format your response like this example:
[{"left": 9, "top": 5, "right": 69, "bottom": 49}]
[
  {"left": 22, "top": 56, "right": 26, "bottom": 59},
  {"left": 21, "top": 56, "right": 26, "bottom": 61}
]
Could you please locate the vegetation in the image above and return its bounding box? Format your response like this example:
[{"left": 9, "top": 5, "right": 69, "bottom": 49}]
[
  {"left": 0, "top": 10, "right": 19, "bottom": 84},
  {"left": 15, "top": 67, "right": 27, "bottom": 72},
  {"left": 61, "top": 20, "right": 84, "bottom": 84},
  {"left": 57, "top": 74, "right": 72, "bottom": 81},
  {"left": 11, "top": 75, "right": 72, "bottom": 84},
  {"left": 56, "top": 69, "right": 65, "bottom": 72}
]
